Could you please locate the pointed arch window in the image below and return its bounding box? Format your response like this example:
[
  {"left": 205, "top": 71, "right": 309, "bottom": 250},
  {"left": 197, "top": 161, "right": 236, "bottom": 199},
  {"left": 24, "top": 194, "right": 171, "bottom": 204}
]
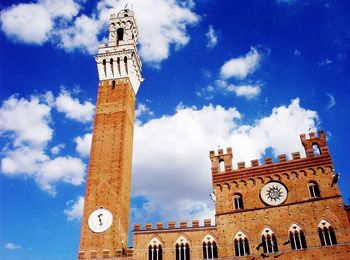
[
  {"left": 202, "top": 235, "right": 218, "bottom": 259},
  {"left": 261, "top": 227, "right": 278, "bottom": 254},
  {"left": 234, "top": 231, "right": 250, "bottom": 256},
  {"left": 289, "top": 224, "right": 307, "bottom": 250},
  {"left": 148, "top": 238, "right": 162, "bottom": 260},
  {"left": 233, "top": 193, "right": 243, "bottom": 210},
  {"left": 318, "top": 220, "right": 337, "bottom": 246},
  {"left": 175, "top": 236, "right": 190, "bottom": 260},
  {"left": 308, "top": 181, "right": 320, "bottom": 198}
]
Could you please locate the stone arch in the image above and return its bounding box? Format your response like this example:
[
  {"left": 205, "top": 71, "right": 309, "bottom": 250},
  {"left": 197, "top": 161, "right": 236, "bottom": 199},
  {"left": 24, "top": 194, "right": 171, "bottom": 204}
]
[
  {"left": 239, "top": 180, "right": 247, "bottom": 187},
  {"left": 223, "top": 182, "right": 230, "bottom": 190},
  {"left": 264, "top": 176, "right": 272, "bottom": 183},
  {"left": 317, "top": 167, "right": 325, "bottom": 174},
  {"left": 291, "top": 171, "right": 299, "bottom": 179},
  {"left": 273, "top": 174, "right": 281, "bottom": 181},
  {"left": 299, "top": 170, "right": 307, "bottom": 177},
  {"left": 148, "top": 236, "right": 163, "bottom": 246},
  {"left": 308, "top": 167, "right": 316, "bottom": 176},
  {"left": 282, "top": 173, "right": 290, "bottom": 180},
  {"left": 175, "top": 234, "right": 191, "bottom": 246},
  {"left": 248, "top": 178, "right": 255, "bottom": 186}
]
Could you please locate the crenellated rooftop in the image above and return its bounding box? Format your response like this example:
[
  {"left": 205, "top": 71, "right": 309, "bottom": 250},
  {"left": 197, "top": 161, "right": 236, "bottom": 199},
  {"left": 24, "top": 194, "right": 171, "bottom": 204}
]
[
  {"left": 210, "top": 130, "right": 333, "bottom": 183},
  {"left": 133, "top": 219, "right": 215, "bottom": 233}
]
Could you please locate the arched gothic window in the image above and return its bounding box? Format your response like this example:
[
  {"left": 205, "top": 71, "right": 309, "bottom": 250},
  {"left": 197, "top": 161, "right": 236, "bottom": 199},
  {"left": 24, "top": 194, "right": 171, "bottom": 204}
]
[
  {"left": 233, "top": 193, "right": 243, "bottom": 210},
  {"left": 318, "top": 220, "right": 337, "bottom": 246},
  {"left": 234, "top": 231, "right": 250, "bottom": 256},
  {"left": 261, "top": 227, "right": 278, "bottom": 254},
  {"left": 148, "top": 238, "right": 162, "bottom": 260},
  {"left": 202, "top": 234, "right": 218, "bottom": 259},
  {"left": 308, "top": 181, "right": 320, "bottom": 198},
  {"left": 289, "top": 224, "right": 307, "bottom": 250},
  {"left": 175, "top": 236, "right": 190, "bottom": 260}
]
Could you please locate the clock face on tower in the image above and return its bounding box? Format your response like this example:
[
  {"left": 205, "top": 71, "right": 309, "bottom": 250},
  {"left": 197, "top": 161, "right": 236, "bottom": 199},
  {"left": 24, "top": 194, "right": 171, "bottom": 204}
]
[
  {"left": 260, "top": 182, "right": 288, "bottom": 206},
  {"left": 88, "top": 208, "right": 113, "bottom": 233}
]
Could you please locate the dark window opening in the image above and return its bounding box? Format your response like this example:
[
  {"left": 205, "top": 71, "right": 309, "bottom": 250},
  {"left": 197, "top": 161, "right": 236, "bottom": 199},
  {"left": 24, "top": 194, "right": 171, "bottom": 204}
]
[
  {"left": 262, "top": 234, "right": 278, "bottom": 254},
  {"left": 117, "top": 28, "right": 124, "bottom": 41},
  {"left": 319, "top": 226, "right": 337, "bottom": 246},
  {"left": 309, "top": 182, "right": 320, "bottom": 198},
  {"left": 234, "top": 238, "right": 250, "bottom": 256},
  {"left": 312, "top": 143, "right": 321, "bottom": 155},
  {"left": 175, "top": 243, "right": 190, "bottom": 260},
  {"left": 203, "top": 241, "right": 217, "bottom": 259},
  {"left": 290, "top": 230, "right": 307, "bottom": 250},
  {"left": 234, "top": 194, "right": 243, "bottom": 210}
]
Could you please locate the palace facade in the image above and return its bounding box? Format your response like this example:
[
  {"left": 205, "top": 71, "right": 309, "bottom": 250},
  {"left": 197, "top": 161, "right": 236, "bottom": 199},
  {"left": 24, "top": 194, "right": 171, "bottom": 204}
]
[{"left": 78, "top": 9, "right": 350, "bottom": 260}]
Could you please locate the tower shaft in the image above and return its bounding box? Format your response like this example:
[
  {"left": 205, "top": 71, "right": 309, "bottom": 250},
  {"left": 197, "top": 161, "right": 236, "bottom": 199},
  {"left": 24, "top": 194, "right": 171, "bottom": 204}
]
[{"left": 78, "top": 9, "right": 142, "bottom": 259}]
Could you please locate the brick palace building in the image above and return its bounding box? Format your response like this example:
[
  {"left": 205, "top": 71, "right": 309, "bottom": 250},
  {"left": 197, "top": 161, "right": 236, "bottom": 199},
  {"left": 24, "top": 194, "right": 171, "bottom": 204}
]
[{"left": 78, "top": 9, "right": 350, "bottom": 260}]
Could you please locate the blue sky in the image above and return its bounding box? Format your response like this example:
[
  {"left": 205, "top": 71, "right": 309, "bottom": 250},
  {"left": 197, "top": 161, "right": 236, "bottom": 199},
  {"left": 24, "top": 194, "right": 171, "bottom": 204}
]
[{"left": 0, "top": 0, "right": 349, "bottom": 259}]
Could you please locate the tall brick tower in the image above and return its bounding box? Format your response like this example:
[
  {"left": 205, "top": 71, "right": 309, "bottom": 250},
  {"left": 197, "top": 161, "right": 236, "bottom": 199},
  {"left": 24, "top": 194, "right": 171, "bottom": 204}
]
[{"left": 78, "top": 9, "right": 142, "bottom": 259}]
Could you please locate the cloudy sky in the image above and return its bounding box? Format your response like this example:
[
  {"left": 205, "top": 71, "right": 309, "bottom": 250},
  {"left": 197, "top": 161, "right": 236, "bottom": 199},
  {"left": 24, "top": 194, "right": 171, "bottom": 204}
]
[{"left": 0, "top": 0, "right": 349, "bottom": 259}]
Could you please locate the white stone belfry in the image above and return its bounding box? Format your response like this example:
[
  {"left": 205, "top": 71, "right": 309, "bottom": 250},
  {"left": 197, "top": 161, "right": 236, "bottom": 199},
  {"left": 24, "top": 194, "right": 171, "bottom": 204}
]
[{"left": 96, "top": 9, "right": 143, "bottom": 94}]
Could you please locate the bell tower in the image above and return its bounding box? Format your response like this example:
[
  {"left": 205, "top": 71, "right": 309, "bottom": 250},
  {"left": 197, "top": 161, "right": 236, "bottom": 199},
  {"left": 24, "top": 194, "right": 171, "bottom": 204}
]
[{"left": 78, "top": 9, "right": 142, "bottom": 259}]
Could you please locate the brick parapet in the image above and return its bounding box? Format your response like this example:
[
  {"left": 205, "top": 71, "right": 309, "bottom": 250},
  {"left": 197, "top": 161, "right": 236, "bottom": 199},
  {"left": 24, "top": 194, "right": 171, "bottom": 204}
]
[
  {"left": 78, "top": 248, "right": 133, "bottom": 259},
  {"left": 213, "top": 154, "right": 333, "bottom": 185},
  {"left": 133, "top": 219, "right": 215, "bottom": 233},
  {"left": 210, "top": 130, "right": 334, "bottom": 185}
]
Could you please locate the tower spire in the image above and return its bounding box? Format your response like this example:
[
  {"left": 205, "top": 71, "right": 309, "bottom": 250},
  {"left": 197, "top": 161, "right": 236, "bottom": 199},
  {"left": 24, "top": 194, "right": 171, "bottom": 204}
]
[{"left": 78, "top": 9, "right": 142, "bottom": 259}]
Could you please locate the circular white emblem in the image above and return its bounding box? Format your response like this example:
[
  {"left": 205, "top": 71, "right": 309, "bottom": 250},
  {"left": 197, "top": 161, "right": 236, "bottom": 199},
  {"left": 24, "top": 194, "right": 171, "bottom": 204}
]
[
  {"left": 260, "top": 182, "right": 288, "bottom": 206},
  {"left": 88, "top": 208, "right": 113, "bottom": 233}
]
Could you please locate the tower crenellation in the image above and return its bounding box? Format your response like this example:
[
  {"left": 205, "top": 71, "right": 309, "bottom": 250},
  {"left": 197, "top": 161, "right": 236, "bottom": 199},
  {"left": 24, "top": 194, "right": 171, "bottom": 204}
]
[{"left": 300, "top": 130, "right": 329, "bottom": 157}]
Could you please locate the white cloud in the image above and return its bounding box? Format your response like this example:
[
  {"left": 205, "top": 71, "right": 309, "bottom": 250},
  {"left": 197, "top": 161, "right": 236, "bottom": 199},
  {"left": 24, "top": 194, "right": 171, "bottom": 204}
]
[
  {"left": 36, "top": 156, "right": 85, "bottom": 194},
  {"left": 0, "top": 3, "right": 52, "bottom": 44},
  {"left": 0, "top": 94, "right": 86, "bottom": 195},
  {"left": 58, "top": 15, "right": 102, "bottom": 54},
  {"left": 326, "top": 93, "right": 336, "bottom": 110},
  {"left": 50, "top": 143, "right": 65, "bottom": 155},
  {"left": 199, "top": 80, "right": 261, "bottom": 100},
  {"left": 55, "top": 89, "right": 95, "bottom": 123},
  {"left": 65, "top": 196, "right": 84, "bottom": 221},
  {"left": 228, "top": 84, "right": 261, "bottom": 99},
  {"left": 0, "top": 0, "right": 81, "bottom": 44},
  {"left": 0, "top": 95, "right": 52, "bottom": 146},
  {"left": 135, "top": 103, "right": 154, "bottom": 120},
  {"left": 4, "top": 242, "right": 21, "bottom": 250},
  {"left": 216, "top": 80, "right": 261, "bottom": 99},
  {"left": 318, "top": 58, "right": 332, "bottom": 66},
  {"left": 220, "top": 47, "right": 261, "bottom": 80},
  {"left": 206, "top": 25, "right": 218, "bottom": 49},
  {"left": 131, "top": 98, "right": 318, "bottom": 223},
  {"left": 1, "top": 0, "right": 198, "bottom": 64},
  {"left": 75, "top": 133, "right": 92, "bottom": 157}
]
